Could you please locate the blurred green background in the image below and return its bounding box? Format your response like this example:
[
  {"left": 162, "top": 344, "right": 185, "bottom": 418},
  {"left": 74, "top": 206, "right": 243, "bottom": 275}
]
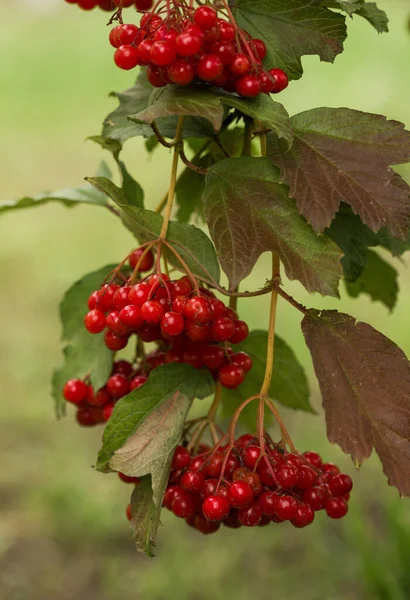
[{"left": 1, "top": 1, "right": 410, "bottom": 599}]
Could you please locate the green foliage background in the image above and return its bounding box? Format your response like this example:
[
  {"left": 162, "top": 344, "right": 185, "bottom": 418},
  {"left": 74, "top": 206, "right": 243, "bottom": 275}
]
[{"left": 1, "top": 1, "right": 410, "bottom": 598}]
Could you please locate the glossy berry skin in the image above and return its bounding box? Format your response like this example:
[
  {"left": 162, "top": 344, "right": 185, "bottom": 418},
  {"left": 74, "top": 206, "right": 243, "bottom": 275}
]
[
  {"left": 230, "top": 320, "right": 249, "bottom": 344},
  {"left": 141, "top": 301, "right": 164, "bottom": 324},
  {"left": 193, "top": 513, "right": 220, "bottom": 535},
  {"left": 84, "top": 309, "right": 106, "bottom": 334},
  {"left": 236, "top": 75, "right": 261, "bottom": 97},
  {"left": 259, "top": 491, "right": 278, "bottom": 517},
  {"left": 168, "top": 60, "right": 195, "bottom": 86},
  {"left": 303, "top": 451, "right": 323, "bottom": 468},
  {"left": 270, "top": 68, "right": 289, "bottom": 93},
  {"left": 202, "top": 496, "right": 230, "bottom": 522},
  {"left": 202, "top": 345, "right": 226, "bottom": 371},
  {"left": 238, "top": 503, "right": 263, "bottom": 527},
  {"left": 302, "top": 486, "right": 327, "bottom": 511},
  {"left": 230, "top": 54, "right": 250, "bottom": 77},
  {"left": 184, "top": 297, "right": 211, "bottom": 324},
  {"left": 194, "top": 6, "right": 218, "bottom": 30},
  {"left": 119, "top": 305, "right": 143, "bottom": 330},
  {"left": 218, "top": 364, "right": 245, "bottom": 389},
  {"left": 175, "top": 32, "right": 203, "bottom": 57},
  {"left": 259, "top": 71, "right": 276, "bottom": 94},
  {"left": 104, "top": 330, "right": 129, "bottom": 351},
  {"left": 88, "top": 387, "right": 111, "bottom": 407},
  {"left": 110, "top": 24, "right": 139, "bottom": 47},
  {"left": 129, "top": 248, "right": 154, "bottom": 272},
  {"left": 276, "top": 466, "right": 299, "bottom": 489},
  {"left": 296, "top": 465, "right": 318, "bottom": 489},
  {"left": 106, "top": 374, "right": 130, "bottom": 399},
  {"left": 211, "top": 317, "right": 235, "bottom": 342},
  {"left": 106, "top": 311, "right": 129, "bottom": 336},
  {"left": 130, "top": 375, "right": 148, "bottom": 391},
  {"left": 118, "top": 472, "right": 139, "bottom": 484},
  {"left": 197, "top": 54, "right": 224, "bottom": 81},
  {"left": 163, "top": 485, "right": 184, "bottom": 510},
  {"left": 172, "top": 493, "right": 196, "bottom": 519},
  {"left": 102, "top": 403, "right": 114, "bottom": 422},
  {"left": 172, "top": 445, "right": 191, "bottom": 470},
  {"left": 112, "top": 287, "right": 131, "bottom": 311},
  {"left": 212, "top": 41, "right": 235, "bottom": 65},
  {"left": 228, "top": 481, "right": 254, "bottom": 508},
  {"left": 231, "top": 352, "right": 252, "bottom": 373},
  {"left": 114, "top": 45, "right": 140, "bottom": 70},
  {"left": 274, "top": 495, "right": 298, "bottom": 520},
  {"left": 291, "top": 503, "right": 315, "bottom": 528},
  {"left": 150, "top": 40, "right": 177, "bottom": 66},
  {"left": 161, "top": 312, "right": 185, "bottom": 336},
  {"left": 181, "top": 470, "right": 205, "bottom": 493},
  {"left": 138, "top": 39, "right": 153, "bottom": 63},
  {"left": 326, "top": 498, "right": 348, "bottom": 519},
  {"left": 252, "top": 38, "right": 267, "bottom": 61},
  {"left": 329, "top": 474, "right": 353, "bottom": 497},
  {"left": 128, "top": 282, "right": 150, "bottom": 306},
  {"left": 76, "top": 407, "right": 96, "bottom": 427},
  {"left": 63, "top": 379, "right": 88, "bottom": 404},
  {"left": 147, "top": 65, "right": 167, "bottom": 87}
]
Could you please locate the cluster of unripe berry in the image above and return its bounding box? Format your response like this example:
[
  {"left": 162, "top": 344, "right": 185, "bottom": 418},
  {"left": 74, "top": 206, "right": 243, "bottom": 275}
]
[
  {"left": 161, "top": 436, "right": 353, "bottom": 533},
  {"left": 110, "top": 5, "right": 288, "bottom": 97},
  {"left": 63, "top": 358, "right": 149, "bottom": 426},
  {"left": 83, "top": 247, "right": 252, "bottom": 389},
  {"left": 65, "top": 0, "right": 153, "bottom": 12}
]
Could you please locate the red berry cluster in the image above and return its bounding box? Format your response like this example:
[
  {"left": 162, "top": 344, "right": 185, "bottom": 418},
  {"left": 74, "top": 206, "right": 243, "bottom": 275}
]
[
  {"left": 83, "top": 247, "right": 252, "bottom": 389},
  {"left": 110, "top": 4, "right": 288, "bottom": 97},
  {"left": 63, "top": 358, "right": 149, "bottom": 426},
  {"left": 65, "top": 0, "right": 153, "bottom": 11},
  {"left": 161, "top": 436, "right": 353, "bottom": 533}
]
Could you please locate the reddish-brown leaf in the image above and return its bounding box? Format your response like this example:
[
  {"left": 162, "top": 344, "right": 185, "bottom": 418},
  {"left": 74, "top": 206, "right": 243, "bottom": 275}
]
[
  {"left": 268, "top": 108, "right": 410, "bottom": 238},
  {"left": 302, "top": 309, "right": 410, "bottom": 497}
]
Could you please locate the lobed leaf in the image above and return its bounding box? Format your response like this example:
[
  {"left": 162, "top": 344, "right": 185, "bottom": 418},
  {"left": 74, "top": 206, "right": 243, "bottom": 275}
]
[
  {"left": 345, "top": 249, "right": 398, "bottom": 311},
  {"left": 234, "top": 0, "right": 347, "bottom": 80},
  {"left": 302, "top": 310, "right": 410, "bottom": 497},
  {"left": 222, "top": 331, "right": 313, "bottom": 429},
  {"left": 267, "top": 108, "right": 410, "bottom": 238},
  {"left": 96, "top": 363, "right": 214, "bottom": 470},
  {"left": 326, "top": 1, "right": 388, "bottom": 33},
  {"left": 203, "top": 157, "right": 343, "bottom": 295},
  {"left": 52, "top": 265, "right": 116, "bottom": 417}
]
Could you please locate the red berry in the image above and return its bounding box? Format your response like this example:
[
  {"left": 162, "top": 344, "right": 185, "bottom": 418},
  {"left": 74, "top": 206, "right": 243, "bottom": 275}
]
[
  {"left": 138, "top": 39, "right": 153, "bottom": 63},
  {"left": 172, "top": 295, "right": 188, "bottom": 314},
  {"left": 238, "top": 503, "right": 263, "bottom": 527},
  {"left": 212, "top": 41, "right": 235, "bottom": 65},
  {"left": 228, "top": 481, "right": 254, "bottom": 508},
  {"left": 114, "top": 45, "right": 140, "bottom": 70},
  {"left": 150, "top": 40, "right": 177, "bottom": 66},
  {"left": 168, "top": 60, "right": 196, "bottom": 86},
  {"left": 114, "top": 0, "right": 134, "bottom": 6},
  {"left": 302, "top": 486, "right": 327, "bottom": 511},
  {"left": 193, "top": 513, "right": 220, "bottom": 535},
  {"left": 241, "top": 445, "right": 261, "bottom": 470},
  {"left": 135, "top": 0, "right": 153, "bottom": 9},
  {"left": 185, "top": 320, "right": 210, "bottom": 343},
  {"left": 202, "top": 345, "right": 226, "bottom": 371},
  {"left": 276, "top": 466, "right": 299, "bottom": 489},
  {"left": 161, "top": 311, "right": 185, "bottom": 336},
  {"left": 63, "top": 379, "right": 88, "bottom": 404},
  {"left": 129, "top": 248, "right": 154, "bottom": 272},
  {"left": 235, "top": 434, "right": 256, "bottom": 449},
  {"left": 88, "top": 387, "right": 111, "bottom": 407},
  {"left": 269, "top": 68, "right": 289, "bottom": 93},
  {"left": 78, "top": 0, "right": 98, "bottom": 10},
  {"left": 112, "top": 23, "right": 140, "bottom": 47},
  {"left": 175, "top": 31, "right": 203, "bottom": 57},
  {"left": 328, "top": 474, "right": 353, "bottom": 497},
  {"left": 322, "top": 463, "right": 341, "bottom": 476},
  {"left": 106, "top": 311, "right": 129, "bottom": 336},
  {"left": 119, "top": 305, "right": 143, "bottom": 330},
  {"left": 231, "top": 351, "right": 252, "bottom": 373},
  {"left": 172, "top": 492, "right": 196, "bottom": 518},
  {"left": 147, "top": 65, "right": 167, "bottom": 87},
  {"left": 208, "top": 298, "right": 226, "bottom": 320},
  {"left": 211, "top": 317, "right": 235, "bottom": 342},
  {"left": 130, "top": 375, "right": 147, "bottom": 391},
  {"left": 303, "top": 451, "right": 323, "bottom": 468},
  {"left": 163, "top": 485, "right": 184, "bottom": 510},
  {"left": 291, "top": 503, "right": 315, "bottom": 528},
  {"left": 126, "top": 503, "right": 132, "bottom": 521},
  {"left": 252, "top": 38, "right": 266, "bottom": 61},
  {"left": 218, "top": 19, "right": 235, "bottom": 42},
  {"left": 202, "top": 496, "right": 230, "bottom": 522},
  {"left": 230, "top": 320, "right": 249, "bottom": 344},
  {"left": 194, "top": 6, "right": 218, "bottom": 30},
  {"left": 184, "top": 297, "right": 211, "bottom": 324},
  {"left": 112, "top": 286, "right": 131, "bottom": 311},
  {"left": 274, "top": 495, "right": 298, "bottom": 520},
  {"left": 181, "top": 470, "right": 205, "bottom": 493},
  {"left": 197, "top": 54, "right": 224, "bottom": 81},
  {"left": 172, "top": 445, "right": 191, "bottom": 470},
  {"left": 236, "top": 75, "right": 261, "bottom": 97},
  {"left": 104, "top": 330, "right": 129, "bottom": 351},
  {"left": 128, "top": 282, "right": 150, "bottom": 306},
  {"left": 118, "top": 472, "right": 139, "bottom": 484},
  {"left": 259, "top": 70, "right": 276, "bottom": 94},
  {"left": 87, "top": 290, "right": 99, "bottom": 310},
  {"left": 296, "top": 465, "right": 318, "bottom": 489},
  {"left": 76, "top": 407, "right": 96, "bottom": 427},
  {"left": 84, "top": 309, "right": 106, "bottom": 334},
  {"left": 106, "top": 374, "right": 130, "bottom": 399},
  {"left": 218, "top": 364, "right": 245, "bottom": 389},
  {"left": 230, "top": 53, "right": 250, "bottom": 77},
  {"left": 141, "top": 300, "right": 164, "bottom": 324},
  {"left": 171, "top": 276, "right": 192, "bottom": 297},
  {"left": 259, "top": 491, "right": 278, "bottom": 517},
  {"left": 102, "top": 403, "right": 114, "bottom": 421}
]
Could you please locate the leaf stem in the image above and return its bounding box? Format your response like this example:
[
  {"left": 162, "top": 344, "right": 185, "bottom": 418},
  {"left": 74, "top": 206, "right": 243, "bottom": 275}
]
[
  {"left": 159, "top": 116, "right": 185, "bottom": 239},
  {"left": 260, "top": 253, "right": 280, "bottom": 397}
]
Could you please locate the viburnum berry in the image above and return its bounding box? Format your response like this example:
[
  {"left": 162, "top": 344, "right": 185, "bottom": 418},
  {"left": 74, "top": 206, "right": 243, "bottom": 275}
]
[
  {"left": 106, "top": 374, "right": 130, "bottom": 399},
  {"left": 184, "top": 296, "right": 211, "bottom": 324},
  {"left": 237, "top": 503, "right": 263, "bottom": 527},
  {"left": 302, "top": 486, "right": 327, "bottom": 511},
  {"left": 129, "top": 248, "right": 154, "bottom": 272},
  {"left": 230, "top": 320, "right": 249, "bottom": 344},
  {"left": 211, "top": 317, "right": 235, "bottom": 342},
  {"left": 270, "top": 68, "right": 289, "bottom": 93},
  {"left": 194, "top": 6, "right": 218, "bottom": 30},
  {"left": 291, "top": 504, "right": 315, "bottom": 528},
  {"left": 230, "top": 53, "right": 251, "bottom": 77},
  {"left": 202, "top": 496, "right": 230, "bottom": 522},
  {"left": 175, "top": 31, "right": 203, "bottom": 57},
  {"left": 172, "top": 492, "right": 196, "bottom": 519},
  {"left": 76, "top": 407, "right": 96, "bottom": 427},
  {"left": 135, "top": 0, "right": 153, "bottom": 10},
  {"left": 231, "top": 352, "right": 252, "bottom": 373},
  {"left": 168, "top": 60, "right": 196, "bottom": 86},
  {"left": 104, "top": 330, "right": 129, "bottom": 351},
  {"left": 106, "top": 311, "right": 129, "bottom": 336},
  {"left": 141, "top": 300, "right": 164, "bottom": 323},
  {"left": 241, "top": 445, "right": 261, "bottom": 470},
  {"left": 218, "top": 364, "right": 245, "bottom": 389},
  {"left": 150, "top": 40, "right": 177, "bottom": 66},
  {"left": 328, "top": 474, "right": 353, "bottom": 496},
  {"left": 236, "top": 75, "right": 261, "bottom": 97},
  {"left": 88, "top": 386, "right": 111, "bottom": 407},
  {"left": 114, "top": 45, "right": 140, "bottom": 70},
  {"left": 102, "top": 403, "right": 114, "bottom": 421},
  {"left": 84, "top": 309, "right": 106, "bottom": 334},
  {"left": 63, "top": 379, "right": 88, "bottom": 404},
  {"left": 181, "top": 470, "right": 205, "bottom": 493},
  {"left": 228, "top": 481, "right": 254, "bottom": 508},
  {"left": 196, "top": 54, "right": 224, "bottom": 81},
  {"left": 326, "top": 498, "right": 349, "bottom": 519},
  {"left": 172, "top": 445, "right": 191, "bottom": 470},
  {"left": 130, "top": 375, "right": 148, "bottom": 390}
]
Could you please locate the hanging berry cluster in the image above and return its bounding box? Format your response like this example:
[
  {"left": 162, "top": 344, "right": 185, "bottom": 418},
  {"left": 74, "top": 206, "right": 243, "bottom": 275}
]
[
  {"left": 65, "top": 0, "right": 153, "bottom": 12},
  {"left": 108, "top": 3, "right": 288, "bottom": 97},
  {"left": 123, "top": 436, "right": 353, "bottom": 530}
]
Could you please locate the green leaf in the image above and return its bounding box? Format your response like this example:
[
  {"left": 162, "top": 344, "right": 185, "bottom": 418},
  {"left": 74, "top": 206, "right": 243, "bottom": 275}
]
[
  {"left": 87, "top": 176, "right": 221, "bottom": 284},
  {"left": 175, "top": 158, "right": 209, "bottom": 223},
  {"left": 217, "top": 91, "right": 293, "bottom": 148},
  {"left": 203, "top": 157, "right": 343, "bottom": 295},
  {"left": 97, "top": 363, "right": 214, "bottom": 470},
  {"left": 0, "top": 171, "right": 110, "bottom": 215},
  {"left": 52, "top": 265, "right": 116, "bottom": 417},
  {"left": 302, "top": 309, "right": 410, "bottom": 497},
  {"left": 117, "top": 160, "right": 144, "bottom": 208},
  {"left": 222, "top": 331, "right": 313, "bottom": 429},
  {"left": 234, "top": 0, "right": 347, "bottom": 80},
  {"left": 345, "top": 249, "right": 399, "bottom": 311},
  {"left": 267, "top": 108, "right": 410, "bottom": 239},
  {"left": 129, "top": 476, "right": 162, "bottom": 557},
  {"left": 132, "top": 85, "right": 225, "bottom": 132},
  {"left": 326, "top": 1, "right": 388, "bottom": 33}
]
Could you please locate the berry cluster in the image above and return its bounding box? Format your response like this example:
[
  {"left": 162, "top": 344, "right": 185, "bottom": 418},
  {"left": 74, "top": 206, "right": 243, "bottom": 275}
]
[
  {"left": 83, "top": 247, "right": 252, "bottom": 389},
  {"left": 65, "top": 0, "right": 153, "bottom": 11},
  {"left": 161, "top": 436, "right": 352, "bottom": 533},
  {"left": 110, "top": 4, "right": 288, "bottom": 97},
  {"left": 63, "top": 358, "right": 148, "bottom": 426}
]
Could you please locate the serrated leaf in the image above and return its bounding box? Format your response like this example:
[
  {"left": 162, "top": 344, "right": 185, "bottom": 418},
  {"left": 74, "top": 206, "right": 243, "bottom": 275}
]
[
  {"left": 0, "top": 174, "right": 109, "bottom": 215},
  {"left": 52, "top": 265, "right": 116, "bottom": 417},
  {"left": 87, "top": 176, "right": 220, "bottom": 284},
  {"left": 96, "top": 363, "right": 214, "bottom": 470},
  {"left": 203, "top": 157, "right": 343, "bottom": 295},
  {"left": 345, "top": 249, "right": 398, "bottom": 311},
  {"left": 132, "top": 85, "right": 225, "bottom": 132},
  {"left": 222, "top": 331, "right": 313, "bottom": 429},
  {"left": 302, "top": 310, "right": 410, "bottom": 497},
  {"left": 326, "top": 1, "right": 388, "bottom": 33},
  {"left": 267, "top": 108, "right": 410, "bottom": 238},
  {"left": 129, "top": 476, "right": 162, "bottom": 557},
  {"left": 234, "top": 0, "right": 347, "bottom": 80}
]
